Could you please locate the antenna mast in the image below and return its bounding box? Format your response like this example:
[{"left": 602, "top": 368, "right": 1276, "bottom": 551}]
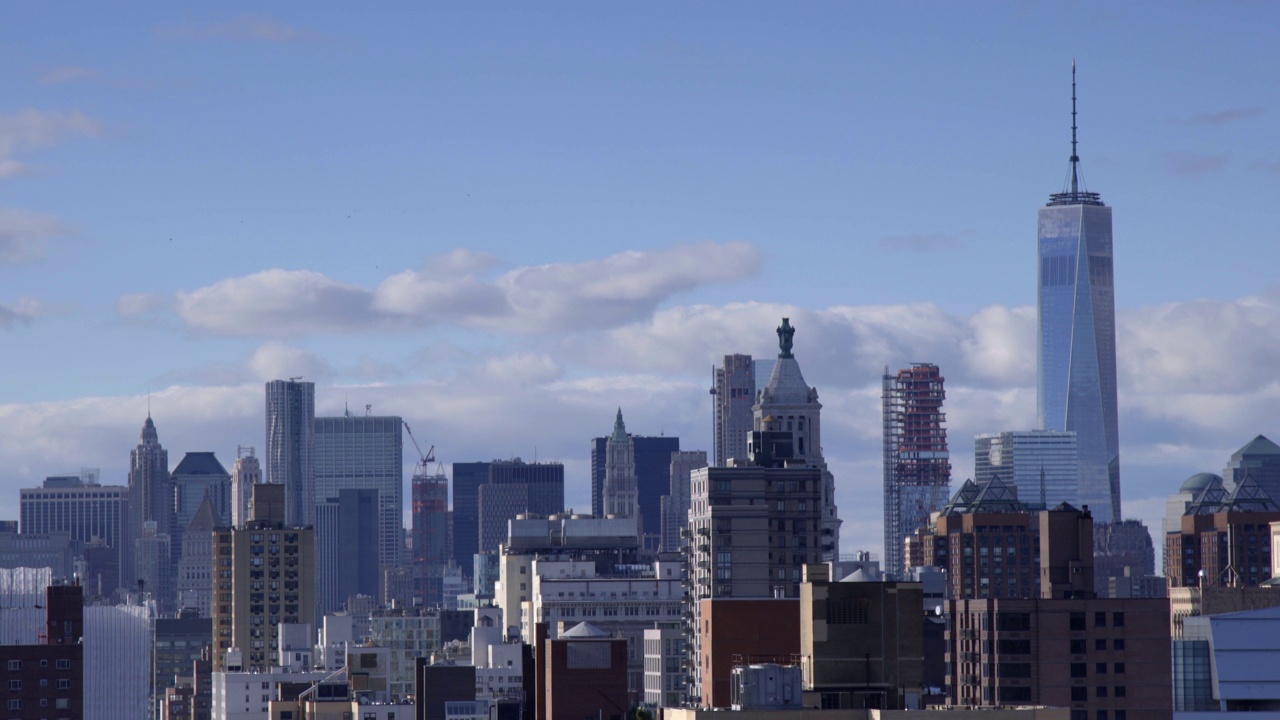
[{"left": 1070, "top": 60, "right": 1079, "bottom": 195}]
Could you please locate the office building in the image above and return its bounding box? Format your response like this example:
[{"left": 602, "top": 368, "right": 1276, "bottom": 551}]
[
  {"left": 126, "top": 414, "right": 173, "bottom": 597},
  {"left": 153, "top": 610, "right": 212, "bottom": 719},
  {"left": 0, "top": 582, "right": 83, "bottom": 720},
  {"left": 1224, "top": 434, "right": 1280, "bottom": 497},
  {"left": 176, "top": 496, "right": 219, "bottom": 616},
  {"left": 314, "top": 414, "right": 404, "bottom": 574},
  {"left": 229, "top": 447, "right": 261, "bottom": 529},
  {"left": 1165, "top": 471, "right": 1280, "bottom": 589},
  {"left": 19, "top": 474, "right": 126, "bottom": 595},
  {"left": 974, "top": 430, "right": 1078, "bottom": 509},
  {"left": 754, "top": 318, "right": 840, "bottom": 561},
  {"left": 1092, "top": 519, "right": 1158, "bottom": 599},
  {"left": 602, "top": 409, "right": 640, "bottom": 523},
  {"left": 712, "top": 353, "right": 757, "bottom": 468},
  {"left": 662, "top": 450, "right": 708, "bottom": 553},
  {"left": 591, "top": 434, "right": 681, "bottom": 548},
  {"left": 799, "top": 564, "right": 924, "bottom": 710},
  {"left": 172, "top": 452, "right": 232, "bottom": 533},
  {"left": 265, "top": 379, "right": 315, "bottom": 527},
  {"left": 135, "top": 520, "right": 173, "bottom": 611},
  {"left": 1037, "top": 66, "right": 1121, "bottom": 523},
  {"left": 369, "top": 606, "right": 441, "bottom": 700},
  {"left": 1163, "top": 472, "right": 1223, "bottom": 545},
  {"left": 316, "top": 488, "right": 381, "bottom": 613},
  {"left": 643, "top": 623, "right": 686, "bottom": 708},
  {"left": 412, "top": 462, "right": 450, "bottom": 607},
  {"left": 0, "top": 525, "right": 76, "bottom": 578},
  {"left": 883, "top": 363, "right": 952, "bottom": 579},
  {"left": 210, "top": 483, "right": 315, "bottom": 673},
  {"left": 452, "top": 460, "right": 564, "bottom": 568}
]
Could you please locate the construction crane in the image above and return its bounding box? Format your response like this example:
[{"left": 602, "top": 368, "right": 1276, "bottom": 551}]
[{"left": 402, "top": 421, "right": 436, "bottom": 475}]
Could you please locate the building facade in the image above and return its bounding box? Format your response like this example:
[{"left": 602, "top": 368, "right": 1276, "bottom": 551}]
[
  {"left": 662, "top": 450, "right": 708, "bottom": 553},
  {"left": 265, "top": 379, "right": 316, "bottom": 528},
  {"left": 127, "top": 415, "right": 173, "bottom": 599},
  {"left": 712, "top": 353, "right": 756, "bottom": 468},
  {"left": 883, "top": 363, "right": 951, "bottom": 579},
  {"left": 602, "top": 409, "right": 640, "bottom": 523},
  {"left": 974, "top": 430, "right": 1077, "bottom": 510},
  {"left": 452, "top": 460, "right": 565, "bottom": 570},
  {"left": 591, "top": 435, "right": 681, "bottom": 548},
  {"left": 229, "top": 448, "right": 261, "bottom": 530},
  {"left": 19, "top": 475, "right": 126, "bottom": 595},
  {"left": 313, "top": 415, "right": 404, "bottom": 574},
  {"left": 1036, "top": 69, "right": 1121, "bottom": 522},
  {"left": 412, "top": 465, "right": 450, "bottom": 607}
]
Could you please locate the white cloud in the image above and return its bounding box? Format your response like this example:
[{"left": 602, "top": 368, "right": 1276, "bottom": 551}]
[
  {"left": 0, "top": 297, "right": 50, "bottom": 329},
  {"left": 116, "top": 292, "right": 171, "bottom": 317},
  {"left": 0, "top": 209, "right": 75, "bottom": 265},
  {"left": 246, "top": 342, "right": 332, "bottom": 382},
  {"left": 152, "top": 242, "right": 761, "bottom": 337},
  {"left": 0, "top": 109, "right": 100, "bottom": 179}
]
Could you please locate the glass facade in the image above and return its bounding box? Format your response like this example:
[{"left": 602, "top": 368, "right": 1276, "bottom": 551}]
[
  {"left": 1172, "top": 639, "right": 1214, "bottom": 711},
  {"left": 975, "top": 430, "right": 1079, "bottom": 510},
  {"left": 1037, "top": 202, "right": 1120, "bottom": 521}
]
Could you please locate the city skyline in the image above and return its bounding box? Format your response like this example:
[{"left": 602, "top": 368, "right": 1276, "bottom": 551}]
[{"left": 5, "top": 4, "right": 1280, "bottom": 563}]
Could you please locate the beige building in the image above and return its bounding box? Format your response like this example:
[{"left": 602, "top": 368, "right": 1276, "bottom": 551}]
[{"left": 211, "top": 483, "right": 315, "bottom": 672}]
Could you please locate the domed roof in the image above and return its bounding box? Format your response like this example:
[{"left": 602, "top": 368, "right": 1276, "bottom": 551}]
[{"left": 1181, "top": 472, "right": 1224, "bottom": 494}]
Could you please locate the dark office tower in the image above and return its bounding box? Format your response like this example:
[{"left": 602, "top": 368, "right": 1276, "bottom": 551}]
[
  {"left": 711, "top": 354, "right": 755, "bottom": 467},
  {"left": 412, "top": 463, "right": 450, "bottom": 606},
  {"left": 125, "top": 414, "right": 172, "bottom": 595},
  {"left": 1037, "top": 64, "right": 1121, "bottom": 522},
  {"left": 171, "top": 452, "right": 231, "bottom": 584},
  {"left": 336, "top": 488, "right": 381, "bottom": 604},
  {"left": 882, "top": 363, "right": 951, "bottom": 580},
  {"left": 1223, "top": 435, "right": 1280, "bottom": 497},
  {"left": 452, "top": 460, "right": 565, "bottom": 568},
  {"left": 591, "top": 434, "right": 680, "bottom": 546},
  {"left": 265, "top": 379, "right": 315, "bottom": 527}
]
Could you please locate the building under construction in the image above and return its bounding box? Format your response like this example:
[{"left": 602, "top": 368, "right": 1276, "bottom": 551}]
[{"left": 882, "top": 363, "right": 951, "bottom": 580}]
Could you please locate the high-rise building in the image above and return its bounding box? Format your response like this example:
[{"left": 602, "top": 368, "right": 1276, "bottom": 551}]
[
  {"left": 176, "top": 496, "right": 219, "bottom": 616},
  {"left": 412, "top": 462, "right": 450, "bottom": 607},
  {"left": 265, "top": 379, "right": 315, "bottom": 527},
  {"left": 0, "top": 583, "right": 83, "bottom": 720},
  {"left": 882, "top": 363, "right": 951, "bottom": 579},
  {"left": 711, "top": 353, "right": 756, "bottom": 467},
  {"left": 1223, "top": 434, "right": 1280, "bottom": 497},
  {"left": 126, "top": 415, "right": 172, "bottom": 597},
  {"left": 135, "top": 520, "right": 172, "bottom": 611},
  {"left": 752, "top": 318, "right": 840, "bottom": 561},
  {"left": 1165, "top": 471, "right": 1280, "bottom": 589},
  {"left": 171, "top": 451, "right": 231, "bottom": 585},
  {"left": 451, "top": 460, "right": 564, "bottom": 569},
  {"left": 591, "top": 434, "right": 680, "bottom": 547},
  {"left": 974, "top": 430, "right": 1078, "bottom": 509},
  {"left": 603, "top": 409, "right": 640, "bottom": 523},
  {"left": 19, "top": 474, "right": 126, "bottom": 595},
  {"left": 229, "top": 446, "right": 261, "bottom": 529},
  {"left": 661, "top": 450, "right": 708, "bottom": 553},
  {"left": 210, "top": 483, "right": 315, "bottom": 673},
  {"left": 314, "top": 488, "right": 380, "bottom": 611},
  {"left": 313, "top": 415, "right": 404, "bottom": 573},
  {"left": 1037, "top": 65, "right": 1121, "bottom": 522}
]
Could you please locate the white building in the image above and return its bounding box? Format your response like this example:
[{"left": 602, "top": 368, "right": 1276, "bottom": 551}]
[
  {"left": 369, "top": 607, "right": 441, "bottom": 700},
  {"left": 471, "top": 606, "right": 523, "bottom": 702},
  {"left": 974, "top": 430, "right": 1080, "bottom": 509},
  {"left": 643, "top": 624, "right": 686, "bottom": 708},
  {"left": 230, "top": 447, "right": 262, "bottom": 529}
]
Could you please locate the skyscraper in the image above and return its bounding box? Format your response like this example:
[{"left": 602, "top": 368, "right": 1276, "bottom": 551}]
[
  {"left": 590, "top": 433, "right": 680, "bottom": 546},
  {"left": 451, "top": 459, "right": 564, "bottom": 568},
  {"left": 1037, "top": 64, "right": 1121, "bottom": 522},
  {"left": 125, "top": 415, "right": 172, "bottom": 596},
  {"left": 1222, "top": 435, "right": 1280, "bottom": 497},
  {"left": 411, "top": 462, "right": 450, "bottom": 606},
  {"left": 265, "top": 379, "right": 315, "bottom": 527},
  {"left": 711, "top": 354, "right": 756, "bottom": 467},
  {"left": 882, "top": 363, "right": 951, "bottom": 580},
  {"left": 974, "top": 430, "right": 1078, "bottom": 509},
  {"left": 751, "top": 318, "right": 841, "bottom": 561},
  {"left": 661, "top": 450, "right": 708, "bottom": 552},
  {"left": 229, "top": 447, "right": 261, "bottom": 529},
  {"left": 602, "top": 409, "right": 639, "bottom": 522},
  {"left": 313, "top": 414, "right": 404, "bottom": 573}
]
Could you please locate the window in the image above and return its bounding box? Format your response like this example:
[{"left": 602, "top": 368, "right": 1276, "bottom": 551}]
[
  {"left": 7, "top": 699, "right": 20, "bottom": 710},
  {"left": 1113, "top": 639, "right": 1125, "bottom": 651},
  {"left": 1113, "top": 612, "right": 1125, "bottom": 627},
  {"left": 1096, "top": 686, "right": 1108, "bottom": 698},
  {"left": 1096, "top": 712, "right": 1108, "bottom": 720},
  {"left": 1095, "top": 639, "right": 1106, "bottom": 651},
  {"left": 1070, "top": 687, "right": 1087, "bottom": 702},
  {"left": 7, "top": 680, "right": 19, "bottom": 690},
  {"left": 1096, "top": 663, "right": 1107, "bottom": 675},
  {"left": 57, "top": 679, "right": 70, "bottom": 689},
  {"left": 55, "top": 659, "right": 70, "bottom": 670},
  {"left": 1069, "top": 612, "right": 1086, "bottom": 631},
  {"left": 4, "top": 661, "right": 17, "bottom": 671},
  {"left": 1070, "top": 663, "right": 1086, "bottom": 678},
  {"left": 1114, "top": 685, "right": 1126, "bottom": 698},
  {"left": 1070, "top": 639, "right": 1086, "bottom": 654},
  {"left": 1095, "top": 612, "right": 1106, "bottom": 628},
  {"left": 1114, "top": 662, "right": 1125, "bottom": 674}
]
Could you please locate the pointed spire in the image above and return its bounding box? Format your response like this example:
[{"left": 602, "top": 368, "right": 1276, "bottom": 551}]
[
  {"left": 1047, "top": 60, "right": 1103, "bottom": 207},
  {"left": 611, "top": 408, "right": 627, "bottom": 442},
  {"left": 1070, "top": 59, "right": 1079, "bottom": 195}
]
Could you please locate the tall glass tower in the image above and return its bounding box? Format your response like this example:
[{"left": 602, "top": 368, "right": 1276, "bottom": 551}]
[{"left": 1037, "top": 64, "right": 1120, "bottom": 522}]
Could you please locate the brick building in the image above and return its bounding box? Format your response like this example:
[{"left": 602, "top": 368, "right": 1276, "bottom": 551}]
[{"left": 0, "top": 582, "right": 83, "bottom": 720}]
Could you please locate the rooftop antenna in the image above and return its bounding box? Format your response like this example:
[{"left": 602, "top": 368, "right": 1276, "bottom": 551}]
[
  {"left": 147, "top": 384, "right": 151, "bottom": 419},
  {"left": 1070, "top": 59, "right": 1079, "bottom": 195}
]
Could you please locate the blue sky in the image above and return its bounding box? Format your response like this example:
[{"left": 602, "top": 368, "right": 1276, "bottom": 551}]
[{"left": 3, "top": 3, "right": 1280, "bottom": 565}]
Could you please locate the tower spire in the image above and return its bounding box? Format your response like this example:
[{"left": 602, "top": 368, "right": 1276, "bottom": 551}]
[{"left": 1070, "top": 59, "right": 1079, "bottom": 195}]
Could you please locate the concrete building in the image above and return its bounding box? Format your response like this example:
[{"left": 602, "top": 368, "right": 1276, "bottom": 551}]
[
  {"left": 1165, "top": 471, "right": 1280, "bottom": 589},
  {"left": 265, "top": 379, "right": 316, "bottom": 528},
  {"left": 453, "top": 460, "right": 565, "bottom": 569},
  {"left": 0, "top": 582, "right": 83, "bottom": 720},
  {"left": 544, "top": 622, "right": 628, "bottom": 720},
  {"left": 314, "top": 415, "right": 404, "bottom": 576},
  {"left": 662, "top": 450, "right": 708, "bottom": 554},
  {"left": 412, "top": 463, "right": 450, "bottom": 607},
  {"left": 799, "top": 564, "right": 924, "bottom": 710},
  {"left": 0, "top": 525, "right": 76, "bottom": 578},
  {"left": 712, "top": 353, "right": 758, "bottom": 468},
  {"left": 698, "top": 598, "right": 801, "bottom": 708},
  {"left": 883, "top": 363, "right": 951, "bottom": 580},
  {"left": 229, "top": 448, "right": 261, "bottom": 530},
  {"left": 126, "top": 415, "right": 173, "bottom": 601},
  {"left": 643, "top": 623, "right": 686, "bottom": 708},
  {"left": 177, "top": 496, "right": 219, "bottom": 616},
  {"left": 154, "top": 610, "right": 213, "bottom": 719},
  {"left": 754, "top": 318, "right": 840, "bottom": 561},
  {"left": 369, "top": 606, "right": 442, "bottom": 701},
  {"left": 974, "top": 430, "right": 1077, "bottom": 510},
  {"left": 210, "top": 483, "right": 315, "bottom": 673},
  {"left": 946, "top": 596, "right": 1171, "bottom": 718},
  {"left": 136, "top": 520, "right": 174, "bottom": 612}
]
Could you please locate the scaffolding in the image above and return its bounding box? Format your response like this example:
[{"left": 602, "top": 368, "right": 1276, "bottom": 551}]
[{"left": 882, "top": 364, "right": 951, "bottom": 580}]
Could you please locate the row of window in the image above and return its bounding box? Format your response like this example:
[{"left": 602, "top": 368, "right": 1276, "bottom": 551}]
[
  {"left": 9, "top": 678, "right": 72, "bottom": 690},
  {"left": 6, "top": 659, "right": 71, "bottom": 671}
]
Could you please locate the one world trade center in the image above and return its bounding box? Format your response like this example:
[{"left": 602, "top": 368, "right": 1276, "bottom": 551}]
[{"left": 1037, "top": 64, "right": 1121, "bottom": 522}]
